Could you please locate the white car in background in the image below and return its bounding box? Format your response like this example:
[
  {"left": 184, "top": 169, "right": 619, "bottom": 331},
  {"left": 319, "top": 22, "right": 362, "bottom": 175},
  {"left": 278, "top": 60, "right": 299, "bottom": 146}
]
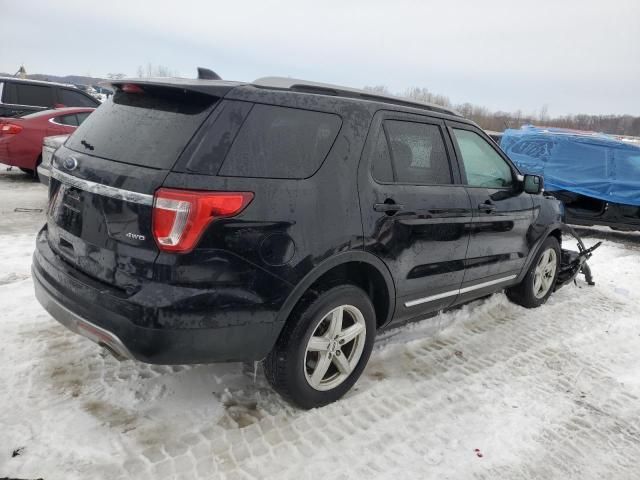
[{"left": 39, "top": 134, "right": 68, "bottom": 186}]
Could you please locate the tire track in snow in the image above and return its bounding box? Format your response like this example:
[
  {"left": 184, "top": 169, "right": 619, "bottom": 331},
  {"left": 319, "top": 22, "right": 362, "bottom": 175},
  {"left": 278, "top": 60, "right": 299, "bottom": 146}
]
[{"left": 2, "top": 235, "right": 640, "bottom": 479}]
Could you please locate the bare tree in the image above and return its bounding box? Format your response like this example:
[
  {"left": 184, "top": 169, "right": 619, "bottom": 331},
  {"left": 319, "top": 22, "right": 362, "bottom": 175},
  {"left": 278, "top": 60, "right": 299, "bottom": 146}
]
[
  {"left": 107, "top": 73, "right": 126, "bottom": 80},
  {"left": 363, "top": 85, "right": 392, "bottom": 96},
  {"left": 137, "top": 63, "right": 177, "bottom": 78},
  {"left": 539, "top": 104, "right": 549, "bottom": 123},
  {"left": 404, "top": 87, "right": 452, "bottom": 108},
  {"left": 362, "top": 84, "right": 640, "bottom": 136}
]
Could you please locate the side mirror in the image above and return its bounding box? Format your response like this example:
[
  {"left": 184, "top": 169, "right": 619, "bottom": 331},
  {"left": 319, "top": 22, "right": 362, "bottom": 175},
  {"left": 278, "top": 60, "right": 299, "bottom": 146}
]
[{"left": 523, "top": 174, "right": 544, "bottom": 194}]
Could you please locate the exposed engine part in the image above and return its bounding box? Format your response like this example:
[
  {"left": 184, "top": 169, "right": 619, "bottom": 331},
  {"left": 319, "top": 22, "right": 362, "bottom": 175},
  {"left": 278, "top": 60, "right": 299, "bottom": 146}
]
[{"left": 555, "top": 225, "right": 601, "bottom": 290}]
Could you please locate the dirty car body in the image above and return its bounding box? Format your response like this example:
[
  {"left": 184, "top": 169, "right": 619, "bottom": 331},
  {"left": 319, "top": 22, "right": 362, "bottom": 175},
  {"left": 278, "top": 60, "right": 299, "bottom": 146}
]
[{"left": 31, "top": 74, "right": 596, "bottom": 407}]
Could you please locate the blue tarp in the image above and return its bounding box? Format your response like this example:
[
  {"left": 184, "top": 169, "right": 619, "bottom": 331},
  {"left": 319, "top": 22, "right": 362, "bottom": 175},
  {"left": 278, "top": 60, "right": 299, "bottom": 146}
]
[{"left": 500, "top": 125, "right": 640, "bottom": 206}]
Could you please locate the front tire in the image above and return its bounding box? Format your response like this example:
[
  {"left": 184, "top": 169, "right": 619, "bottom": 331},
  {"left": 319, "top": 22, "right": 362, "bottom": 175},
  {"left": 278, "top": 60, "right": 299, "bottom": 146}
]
[
  {"left": 264, "top": 285, "right": 376, "bottom": 409},
  {"left": 507, "top": 236, "right": 560, "bottom": 308}
]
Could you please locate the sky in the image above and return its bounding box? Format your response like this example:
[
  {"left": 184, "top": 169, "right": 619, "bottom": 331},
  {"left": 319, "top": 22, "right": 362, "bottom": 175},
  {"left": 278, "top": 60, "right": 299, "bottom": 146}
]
[{"left": 1, "top": 0, "right": 638, "bottom": 116}]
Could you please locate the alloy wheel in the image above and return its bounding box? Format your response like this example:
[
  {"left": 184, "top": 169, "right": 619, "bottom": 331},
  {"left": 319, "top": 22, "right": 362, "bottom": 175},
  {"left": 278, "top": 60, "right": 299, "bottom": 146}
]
[
  {"left": 303, "top": 305, "right": 367, "bottom": 391},
  {"left": 533, "top": 248, "right": 557, "bottom": 299}
]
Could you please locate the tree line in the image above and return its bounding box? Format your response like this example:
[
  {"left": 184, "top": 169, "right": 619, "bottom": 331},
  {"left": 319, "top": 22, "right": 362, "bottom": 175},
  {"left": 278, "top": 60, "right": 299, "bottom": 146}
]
[{"left": 364, "top": 85, "right": 640, "bottom": 137}]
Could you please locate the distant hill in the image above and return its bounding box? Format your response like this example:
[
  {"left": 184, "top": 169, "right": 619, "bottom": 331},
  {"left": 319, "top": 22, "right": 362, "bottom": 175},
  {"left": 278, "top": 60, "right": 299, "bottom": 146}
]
[{"left": 0, "top": 73, "right": 109, "bottom": 87}]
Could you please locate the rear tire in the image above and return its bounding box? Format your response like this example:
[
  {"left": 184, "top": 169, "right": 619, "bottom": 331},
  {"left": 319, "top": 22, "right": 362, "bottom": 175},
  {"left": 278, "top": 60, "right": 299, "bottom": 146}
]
[
  {"left": 264, "top": 285, "right": 376, "bottom": 409},
  {"left": 507, "top": 236, "right": 560, "bottom": 308}
]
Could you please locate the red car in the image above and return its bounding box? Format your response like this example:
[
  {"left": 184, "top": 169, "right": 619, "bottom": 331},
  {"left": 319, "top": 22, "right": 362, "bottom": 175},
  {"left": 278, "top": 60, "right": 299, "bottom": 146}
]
[{"left": 0, "top": 107, "right": 94, "bottom": 177}]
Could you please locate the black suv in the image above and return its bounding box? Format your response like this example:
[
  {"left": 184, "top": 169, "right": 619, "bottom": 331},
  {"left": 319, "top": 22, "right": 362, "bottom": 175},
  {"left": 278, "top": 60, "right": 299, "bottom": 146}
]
[
  {"left": 33, "top": 76, "right": 564, "bottom": 408},
  {"left": 0, "top": 77, "right": 100, "bottom": 117}
]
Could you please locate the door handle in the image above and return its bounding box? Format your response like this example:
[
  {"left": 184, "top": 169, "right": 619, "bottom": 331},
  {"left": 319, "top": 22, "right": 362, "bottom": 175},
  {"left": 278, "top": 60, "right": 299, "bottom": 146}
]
[
  {"left": 374, "top": 202, "right": 404, "bottom": 214},
  {"left": 477, "top": 202, "right": 496, "bottom": 212}
]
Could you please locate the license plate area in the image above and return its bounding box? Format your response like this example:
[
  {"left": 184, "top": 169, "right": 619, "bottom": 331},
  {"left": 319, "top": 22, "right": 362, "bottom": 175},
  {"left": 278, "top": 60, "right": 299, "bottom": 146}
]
[{"left": 49, "top": 183, "right": 85, "bottom": 237}]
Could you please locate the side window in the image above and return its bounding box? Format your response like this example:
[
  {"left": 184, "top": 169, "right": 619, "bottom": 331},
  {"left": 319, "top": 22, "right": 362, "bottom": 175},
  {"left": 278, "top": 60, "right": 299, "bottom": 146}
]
[
  {"left": 15, "top": 84, "right": 53, "bottom": 107},
  {"left": 1, "top": 82, "right": 17, "bottom": 103},
  {"left": 452, "top": 128, "right": 514, "bottom": 188},
  {"left": 54, "top": 114, "right": 79, "bottom": 126},
  {"left": 60, "top": 89, "right": 98, "bottom": 107},
  {"left": 181, "top": 100, "right": 253, "bottom": 175},
  {"left": 75, "top": 112, "right": 91, "bottom": 124},
  {"left": 371, "top": 129, "right": 393, "bottom": 182},
  {"left": 373, "top": 120, "right": 452, "bottom": 185},
  {"left": 220, "top": 104, "right": 342, "bottom": 179}
]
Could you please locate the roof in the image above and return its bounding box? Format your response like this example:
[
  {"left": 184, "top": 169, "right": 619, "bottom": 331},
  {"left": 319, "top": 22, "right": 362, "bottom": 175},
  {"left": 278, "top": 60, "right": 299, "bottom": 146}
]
[
  {"left": 110, "top": 75, "right": 460, "bottom": 117},
  {"left": 0, "top": 76, "right": 76, "bottom": 88},
  {"left": 253, "top": 77, "right": 460, "bottom": 116}
]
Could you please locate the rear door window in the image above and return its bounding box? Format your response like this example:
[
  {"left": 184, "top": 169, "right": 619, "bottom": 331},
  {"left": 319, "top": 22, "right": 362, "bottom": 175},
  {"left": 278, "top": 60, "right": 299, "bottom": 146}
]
[
  {"left": 66, "top": 86, "right": 219, "bottom": 169},
  {"left": 372, "top": 120, "right": 453, "bottom": 185},
  {"left": 371, "top": 129, "right": 394, "bottom": 182},
  {"left": 219, "top": 104, "right": 342, "bottom": 179},
  {"left": 59, "top": 88, "right": 99, "bottom": 107},
  {"left": 14, "top": 83, "right": 54, "bottom": 107}
]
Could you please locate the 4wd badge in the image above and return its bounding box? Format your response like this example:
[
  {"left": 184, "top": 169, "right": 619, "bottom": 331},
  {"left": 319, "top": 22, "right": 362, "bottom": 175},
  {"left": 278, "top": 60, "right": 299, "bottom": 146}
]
[{"left": 126, "top": 232, "right": 146, "bottom": 241}]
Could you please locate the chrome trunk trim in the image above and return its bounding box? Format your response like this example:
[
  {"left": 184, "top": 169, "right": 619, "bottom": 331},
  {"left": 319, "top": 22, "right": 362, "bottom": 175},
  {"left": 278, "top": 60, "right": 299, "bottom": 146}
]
[{"left": 51, "top": 168, "right": 153, "bottom": 206}]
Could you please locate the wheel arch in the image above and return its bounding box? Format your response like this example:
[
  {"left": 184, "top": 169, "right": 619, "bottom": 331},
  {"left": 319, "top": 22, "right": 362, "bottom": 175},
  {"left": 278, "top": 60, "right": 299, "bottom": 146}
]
[
  {"left": 276, "top": 251, "right": 396, "bottom": 330},
  {"left": 517, "top": 223, "right": 565, "bottom": 283}
]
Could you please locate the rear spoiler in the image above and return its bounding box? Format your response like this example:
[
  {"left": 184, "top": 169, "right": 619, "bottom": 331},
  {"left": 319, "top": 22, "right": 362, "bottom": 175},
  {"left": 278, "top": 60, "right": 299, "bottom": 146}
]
[
  {"left": 109, "top": 66, "right": 242, "bottom": 96},
  {"left": 110, "top": 77, "right": 244, "bottom": 98}
]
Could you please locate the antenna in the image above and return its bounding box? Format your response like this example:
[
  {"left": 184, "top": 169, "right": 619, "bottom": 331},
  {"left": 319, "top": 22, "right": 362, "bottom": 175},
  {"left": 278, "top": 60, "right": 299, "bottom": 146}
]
[{"left": 197, "top": 67, "right": 221, "bottom": 80}]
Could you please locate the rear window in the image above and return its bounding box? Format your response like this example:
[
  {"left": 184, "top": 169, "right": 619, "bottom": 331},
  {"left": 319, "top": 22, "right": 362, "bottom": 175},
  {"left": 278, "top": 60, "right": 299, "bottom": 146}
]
[
  {"left": 219, "top": 104, "right": 342, "bottom": 179},
  {"left": 66, "top": 86, "right": 218, "bottom": 169}
]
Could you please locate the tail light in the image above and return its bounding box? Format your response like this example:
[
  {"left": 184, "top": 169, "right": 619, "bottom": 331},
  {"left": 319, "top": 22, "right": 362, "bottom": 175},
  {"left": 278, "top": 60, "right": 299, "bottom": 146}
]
[
  {"left": 152, "top": 188, "right": 253, "bottom": 253},
  {"left": 121, "top": 83, "right": 144, "bottom": 94},
  {"left": 0, "top": 124, "right": 23, "bottom": 134}
]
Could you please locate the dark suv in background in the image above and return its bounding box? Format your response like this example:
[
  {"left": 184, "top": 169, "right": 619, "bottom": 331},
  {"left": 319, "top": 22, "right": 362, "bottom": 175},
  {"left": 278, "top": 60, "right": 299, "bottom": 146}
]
[
  {"left": 0, "top": 77, "right": 100, "bottom": 117},
  {"left": 33, "top": 75, "right": 564, "bottom": 408}
]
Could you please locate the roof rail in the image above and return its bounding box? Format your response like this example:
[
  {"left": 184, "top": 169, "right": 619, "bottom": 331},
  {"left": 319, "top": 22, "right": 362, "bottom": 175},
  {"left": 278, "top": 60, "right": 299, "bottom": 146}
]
[
  {"left": 252, "top": 76, "right": 459, "bottom": 116},
  {"left": 0, "top": 76, "right": 78, "bottom": 88}
]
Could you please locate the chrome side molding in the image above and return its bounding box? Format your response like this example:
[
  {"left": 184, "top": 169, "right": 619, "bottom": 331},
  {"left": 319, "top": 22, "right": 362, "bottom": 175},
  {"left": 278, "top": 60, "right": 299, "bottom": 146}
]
[{"left": 405, "top": 274, "right": 518, "bottom": 308}]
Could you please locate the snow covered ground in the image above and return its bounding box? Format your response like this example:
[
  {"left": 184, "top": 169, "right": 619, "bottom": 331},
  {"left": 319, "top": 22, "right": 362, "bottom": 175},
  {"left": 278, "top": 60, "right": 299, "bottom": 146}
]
[{"left": 1, "top": 166, "right": 640, "bottom": 480}]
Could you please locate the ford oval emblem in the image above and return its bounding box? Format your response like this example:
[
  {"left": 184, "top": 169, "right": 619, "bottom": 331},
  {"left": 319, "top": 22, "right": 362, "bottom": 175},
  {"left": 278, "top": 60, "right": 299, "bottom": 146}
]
[{"left": 63, "top": 156, "right": 78, "bottom": 171}]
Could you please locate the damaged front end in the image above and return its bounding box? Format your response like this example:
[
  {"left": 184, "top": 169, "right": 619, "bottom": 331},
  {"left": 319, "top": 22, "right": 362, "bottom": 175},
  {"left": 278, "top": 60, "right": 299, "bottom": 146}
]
[{"left": 555, "top": 225, "right": 602, "bottom": 291}]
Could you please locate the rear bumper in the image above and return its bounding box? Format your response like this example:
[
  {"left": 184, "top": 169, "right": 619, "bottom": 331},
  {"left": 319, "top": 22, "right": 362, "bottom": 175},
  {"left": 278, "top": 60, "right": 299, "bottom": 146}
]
[
  {"left": 33, "top": 275, "right": 134, "bottom": 360},
  {"left": 32, "top": 228, "right": 286, "bottom": 364}
]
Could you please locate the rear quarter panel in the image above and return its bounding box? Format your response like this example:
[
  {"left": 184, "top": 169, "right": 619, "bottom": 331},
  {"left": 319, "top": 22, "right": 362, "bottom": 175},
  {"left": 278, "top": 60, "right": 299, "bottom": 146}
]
[{"left": 160, "top": 90, "right": 373, "bottom": 311}]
